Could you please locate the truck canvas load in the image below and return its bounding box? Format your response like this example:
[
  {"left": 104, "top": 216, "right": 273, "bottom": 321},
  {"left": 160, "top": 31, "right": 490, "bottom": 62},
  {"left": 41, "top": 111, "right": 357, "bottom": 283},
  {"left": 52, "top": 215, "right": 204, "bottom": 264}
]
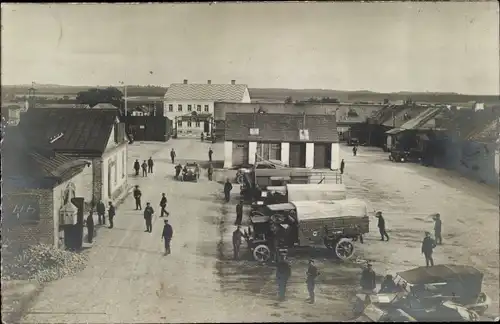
[{"left": 286, "top": 183, "right": 347, "bottom": 201}]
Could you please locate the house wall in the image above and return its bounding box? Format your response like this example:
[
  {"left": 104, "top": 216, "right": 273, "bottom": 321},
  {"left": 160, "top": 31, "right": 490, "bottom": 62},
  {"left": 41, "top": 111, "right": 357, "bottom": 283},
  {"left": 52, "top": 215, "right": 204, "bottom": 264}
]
[
  {"left": 281, "top": 142, "right": 290, "bottom": 166},
  {"left": 224, "top": 141, "right": 233, "bottom": 168},
  {"left": 241, "top": 89, "right": 252, "bottom": 103},
  {"left": 163, "top": 100, "right": 214, "bottom": 134},
  {"left": 331, "top": 143, "right": 340, "bottom": 170},
  {"left": 101, "top": 143, "right": 128, "bottom": 202},
  {"left": 305, "top": 143, "right": 315, "bottom": 168},
  {"left": 248, "top": 142, "right": 257, "bottom": 164}
]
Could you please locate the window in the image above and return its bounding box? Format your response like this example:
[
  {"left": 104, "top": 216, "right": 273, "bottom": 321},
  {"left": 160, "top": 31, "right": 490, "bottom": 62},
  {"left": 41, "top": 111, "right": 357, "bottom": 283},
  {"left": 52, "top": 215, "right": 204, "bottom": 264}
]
[
  {"left": 121, "top": 151, "right": 125, "bottom": 178},
  {"left": 177, "top": 120, "right": 182, "bottom": 127},
  {"left": 197, "top": 105, "right": 201, "bottom": 112},
  {"left": 195, "top": 121, "right": 201, "bottom": 127},
  {"left": 178, "top": 104, "right": 183, "bottom": 112},
  {"left": 187, "top": 105, "right": 192, "bottom": 112},
  {"left": 168, "top": 104, "right": 173, "bottom": 112},
  {"left": 204, "top": 105, "right": 209, "bottom": 112},
  {"left": 187, "top": 121, "right": 192, "bottom": 127}
]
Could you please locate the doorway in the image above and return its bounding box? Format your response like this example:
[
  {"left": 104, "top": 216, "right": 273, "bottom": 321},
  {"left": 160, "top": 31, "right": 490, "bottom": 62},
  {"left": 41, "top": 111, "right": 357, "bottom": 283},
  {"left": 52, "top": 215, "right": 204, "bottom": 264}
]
[{"left": 204, "top": 121, "right": 210, "bottom": 134}]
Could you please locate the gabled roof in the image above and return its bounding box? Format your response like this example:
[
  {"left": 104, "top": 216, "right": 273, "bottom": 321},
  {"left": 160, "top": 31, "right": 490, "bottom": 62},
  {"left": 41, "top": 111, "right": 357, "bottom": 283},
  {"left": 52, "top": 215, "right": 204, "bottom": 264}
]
[
  {"left": 165, "top": 83, "right": 248, "bottom": 102},
  {"left": 396, "top": 106, "right": 449, "bottom": 131},
  {"left": 20, "top": 108, "right": 121, "bottom": 156},
  {"left": 437, "top": 109, "right": 500, "bottom": 140},
  {"left": 225, "top": 112, "right": 338, "bottom": 143},
  {"left": 467, "top": 119, "right": 498, "bottom": 143},
  {"left": 93, "top": 103, "right": 118, "bottom": 109}
]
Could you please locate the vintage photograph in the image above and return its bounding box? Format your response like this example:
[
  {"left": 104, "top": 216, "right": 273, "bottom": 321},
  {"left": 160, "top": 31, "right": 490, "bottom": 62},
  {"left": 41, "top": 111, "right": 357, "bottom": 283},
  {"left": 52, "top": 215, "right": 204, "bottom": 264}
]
[{"left": 1, "top": 2, "right": 499, "bottom": 323}]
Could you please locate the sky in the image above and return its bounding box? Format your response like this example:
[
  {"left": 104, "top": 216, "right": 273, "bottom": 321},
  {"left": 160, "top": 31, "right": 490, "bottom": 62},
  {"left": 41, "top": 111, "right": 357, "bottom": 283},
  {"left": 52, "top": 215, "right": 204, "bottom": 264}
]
[{"left": 1, "top": 3, "right": 499, "bottom": 94}]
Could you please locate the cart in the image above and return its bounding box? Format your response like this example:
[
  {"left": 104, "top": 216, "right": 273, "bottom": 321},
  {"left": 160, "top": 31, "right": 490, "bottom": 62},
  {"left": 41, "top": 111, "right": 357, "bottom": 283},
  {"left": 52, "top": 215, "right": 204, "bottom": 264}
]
[{"left": 182, "top": 163, "right": 199, "bottom": 182}]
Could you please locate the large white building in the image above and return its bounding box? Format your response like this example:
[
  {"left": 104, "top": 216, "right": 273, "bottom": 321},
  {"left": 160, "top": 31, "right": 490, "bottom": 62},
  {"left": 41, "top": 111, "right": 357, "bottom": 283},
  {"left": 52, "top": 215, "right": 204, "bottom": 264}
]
[{"left": 163, "top": 79, "right": 251, "bottom": 136}]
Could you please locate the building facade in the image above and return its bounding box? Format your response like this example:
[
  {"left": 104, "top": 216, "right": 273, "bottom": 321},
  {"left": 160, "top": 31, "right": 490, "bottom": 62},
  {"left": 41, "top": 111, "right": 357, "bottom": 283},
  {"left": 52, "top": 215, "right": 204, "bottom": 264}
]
[
  {"left": 224, "top": 112, "right": 340, "bottom": 170},
  {"left": 163, "top": 79, "right": 251, "bottom": 136}
]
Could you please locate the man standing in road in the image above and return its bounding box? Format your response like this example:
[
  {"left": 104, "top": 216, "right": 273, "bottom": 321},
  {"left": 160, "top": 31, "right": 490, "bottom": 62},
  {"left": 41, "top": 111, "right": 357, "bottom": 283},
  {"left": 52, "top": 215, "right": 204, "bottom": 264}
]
[
  {"left": 170, "top": 148, "right": 176, "bottom": 164},
  {"left": 108, "top": 202, "right": 116, "bottom": 229},
  {"left": 360, "top": 263, "right": 376, "bottom": 293},
  {"left": 232, "top": 226, "right": 243, "bottom": 260},
  {"left": 144, "top": 202, "right": 154, "bottom": 233},
  {"left": 96, "top": 199, "right": 106, "bottom": 225},
  {"left": 207, "top": 163, "right": 214, "bottom": 181},
  {"left": 353, "top": 146, "right": 358, "bottom": 156},
  {"left": 235, "top": 201, "right": 243, "bottom": 225},
  {"left": 147, "top": 157, "right": 154, "bottom": 174},
  {"left": 133, "top": 185, "right": 142, "bottom": 210},
  {"left": 175, "top": 163, "right": 182, "bottom": 180},
  {"left": 161, "top": 219, "right": 173, "bottom": 255},
  {"left": 306, "top": 259, "right": 320, "bottom": 304},
  {"left": 375, "top": 211, "right": 389, "bottom": 241},
  {"left": 340, "top": 159, "right": 345, "bottom": 175},
  {"left": 224, "top": 179, "right": 233, "bottom": 202},
  {"left": 86, "top": 211, "right": 95, "bottom": 244},
  {"left": 421, "top": 231, "right": 436, "bottom": 267},
  {"left": 432, "top": 213, "right": 442, "bottom": 245},
  {"left": 141, "top": 160, "right": 148, "bottom": 177},
  {"left": 276, "top": 254, "right": 292, "bottom": 302},
  {"left": 159, "top": 193, "right": 168, "bottom": 217},
  {"left": 208, "top": 147, "right": 213, "bottom": 162},
  {"left": 133, "top": 159, "right": 140, "bottom": 176}
]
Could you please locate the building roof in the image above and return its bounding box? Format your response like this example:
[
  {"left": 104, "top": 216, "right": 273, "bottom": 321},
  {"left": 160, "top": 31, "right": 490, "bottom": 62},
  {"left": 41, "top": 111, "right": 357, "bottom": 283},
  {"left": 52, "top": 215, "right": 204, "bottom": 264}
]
[
  {"left": 436, "top": 108, "right": 500, "bottom": 140},
  {"left": 20, "top": 108, "right": 121, "bottom": 156},
  {"left": 225, "top": 112, "right": 338, "bottom": 143},
  {"left": 164, "top": 83, "right": 248, "bottom": 102},
  {"left": 387, "top": 107, "right": 449, "bottom": 134},
  {"left": 467, "top": 119, "right": 498, "bottom": 143},
  {"left": 93, "top": 103, "right": 118, "bottom": 109},
  {"left": 3, "top": 127, "right": 87, "bottom": 189}
]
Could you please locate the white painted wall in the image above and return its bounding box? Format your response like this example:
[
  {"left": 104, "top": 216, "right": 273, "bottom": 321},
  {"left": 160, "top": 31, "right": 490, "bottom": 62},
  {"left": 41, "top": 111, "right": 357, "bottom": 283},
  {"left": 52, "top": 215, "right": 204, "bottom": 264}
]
[
  {"left": 101, "top": 144, "right": 128, "bottom": 201},
  {"left": 281, "top": 142, "right": 290, "bottom": 166},
  {"left": 224, "top": 141, "right": 233, "bottom": 169},
  {"left": 331, "top": 143, "right": 340, "bottom": 170},
  {"left": 305, "top": 143, "right": 315, "bottom": 168},
  {"left": 249, "top": 142, "right": 257, "bottom": 164},
  {"left": 242, "top": 88, "right": 252, "bottom": 103},
  {"left": 163, "top": 100, "right": 214, "bottom": 133}
]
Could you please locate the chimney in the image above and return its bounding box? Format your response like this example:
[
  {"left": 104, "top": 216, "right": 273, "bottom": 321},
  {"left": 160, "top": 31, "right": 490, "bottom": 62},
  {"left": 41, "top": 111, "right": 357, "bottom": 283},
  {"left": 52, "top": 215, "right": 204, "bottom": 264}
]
[
  {"left": 231, "top": 80, "right": 236, "bottom": 85},
  {"left": 183, "top": 79, "right": 188, "bottom": 84},
  {"left": 207, "top": 80, "right": 211, "bottom": 85}
]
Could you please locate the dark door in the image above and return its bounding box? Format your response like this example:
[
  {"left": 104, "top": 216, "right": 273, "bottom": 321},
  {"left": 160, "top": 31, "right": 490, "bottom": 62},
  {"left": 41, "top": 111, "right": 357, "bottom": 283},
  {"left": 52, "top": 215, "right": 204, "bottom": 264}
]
[
  {"left": 314, "top": 143, "right": 331, "bottom": 169},
  {"left": 64, "top": 197, "right": 84, "bottom": 250},
  {"left": 289, "top": 143, "right": 306, "bottom": 167},
  {"left": 204, "top": 121, "right": 210, "bottom": 133}
]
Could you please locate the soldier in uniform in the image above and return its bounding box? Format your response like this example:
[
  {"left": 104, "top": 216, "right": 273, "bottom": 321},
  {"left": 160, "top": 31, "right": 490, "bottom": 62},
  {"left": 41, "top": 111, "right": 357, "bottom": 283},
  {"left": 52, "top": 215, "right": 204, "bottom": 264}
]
[
  {"left": 133, "top": 185, "right": 142, "bottom": 210},
  {"left": 144, "top": 202, "right": 154, "bottom": 233}
]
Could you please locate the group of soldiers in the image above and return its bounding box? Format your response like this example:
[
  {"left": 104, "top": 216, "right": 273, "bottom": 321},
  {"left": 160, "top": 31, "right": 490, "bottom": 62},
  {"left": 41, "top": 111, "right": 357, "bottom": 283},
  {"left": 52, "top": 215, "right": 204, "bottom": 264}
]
[
  {"left": 85, "top": 200, "right": 117, "bottom": 243},
  {"left": 133, "top": 157, "right": 154, "bottom": 177}
]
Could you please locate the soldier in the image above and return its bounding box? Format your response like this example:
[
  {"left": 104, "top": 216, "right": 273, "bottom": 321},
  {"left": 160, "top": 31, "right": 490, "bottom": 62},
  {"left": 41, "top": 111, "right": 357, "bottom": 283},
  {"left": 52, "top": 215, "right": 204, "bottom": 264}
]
[
  {"left": 276, "top": 254, "right": 292, "bottom": 302},
  {"left": 108, "top": 202, "right": 115, "bottom": 229},
  {"left": 421, "top": 231, "right": 437, "bottom": 267},
  {"left": 200, "top": 132, "right": 204, "bottom": 142},
  {"left": 133, "top": 185, "right": 142, "bottom": 210},
  {"left": 353, "top": 146, "right": 358, "bottom": 156},
  {"left": 433, "top": 213, "right": 442, "bottom": 245},
  {"left": 360, "top": 263, "right": 376, "bottom": 293},
  {"left": 340, "top": 159, "right": 345, "bottom": 175},
  {"left": 144, "top": 202, "right": 154, "bottom": 233},
  {"left": 141, "top": 160, "right": 148, "bottom": 177},
  {"left": 208, "top": 147, "right": 213, "bottom": 162},
  {"left": 207, "top": 163, "right": 214, "bottom": 181},
  {"left": 232, "top": 226, "right": 243, "bottom": 260},
  {"left": 161, "top": 219, "right": 173, "bottom": 256},
  {"left": 147, "top": 157, "right": 154, "bottom": 173},
  {"left": 133, "top": 159, "right": 140, "bottom": 176},
  {"left": 375, "top": 211, "right": 389, "bottom": 241},
  {"left": 306, "top": 259, "right": 320, "bottom": 304},
  {"left": 170, "top": 148, "right": 176, "bottom": 164},
  {"left": 96, "top": 199, "right": 106, "bottom": 225},
  {"left": 175, "top": 163, "right": 182, "bottom": 180},
  {"left": 194, "top": 162, "right": 200, "bottom": 180},
  {"left": 224, "top": 179, "right": 233, "bottom": 202},
  {"left": 86, "top": 211, "right": 95, "bottom": 243},
  {"left": 159, "top": 193, "right": 168, "bottom": 217},
  {"left": 235, "top": 201, "right": 243, "bottom": 225}
]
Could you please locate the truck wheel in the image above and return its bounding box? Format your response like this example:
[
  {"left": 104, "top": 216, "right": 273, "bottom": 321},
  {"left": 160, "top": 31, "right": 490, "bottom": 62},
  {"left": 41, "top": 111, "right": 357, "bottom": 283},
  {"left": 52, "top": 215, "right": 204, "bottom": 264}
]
[
  {"left": 335, "top": 238, "right": 355, "bottom": 260},
  {"left": 253, "top": 244, "right": 271, "bottom": 262}
]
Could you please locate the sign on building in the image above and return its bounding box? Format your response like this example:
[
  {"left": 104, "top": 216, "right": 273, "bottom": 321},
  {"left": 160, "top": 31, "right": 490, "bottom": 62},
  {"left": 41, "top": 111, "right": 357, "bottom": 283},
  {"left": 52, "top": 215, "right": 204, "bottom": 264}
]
[
  {"left": 299, "top": 129, "right": 310, "bottom": 141},
  {"left": 4, "top": 194, "right": 40, "bottom": 223},
  {"left": 249, "top": 128, "right": 260, "bottom": 136}
]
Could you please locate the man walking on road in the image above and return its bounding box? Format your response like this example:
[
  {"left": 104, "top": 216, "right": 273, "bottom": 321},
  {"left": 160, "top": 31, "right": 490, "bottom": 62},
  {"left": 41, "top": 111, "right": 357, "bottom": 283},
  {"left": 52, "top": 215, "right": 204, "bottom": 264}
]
[
  {"left": 133, "top": 185, "right": 142, "bottom": 210},
  {"left": 108, "top": 202, "right": 116, "bottom": 229},
  {"left": 375, "top": 211, "right": 389, "bottom": 241},
  {"left": 96, "top": 199, "right": 106, "bottom": 225},
  {"left": 235, "top": 201, "right": 243, "bottom": 225},
  {"left": 432, "top": 213, "right": 442, "bottom": 245},
  {"left": 133, "top": 159, "right": 140, "bottom": 176},
  {"left": 306, "top": 259, "right": 320, "bottom": 304},
  {"left": 421, "top": 231, "right": 436, "bottom": 267},
  {"left": 224, "top": 179, "right": 233, "bottom": 202},
  {"left": 340, "top": 159, "right": 345, "bottom": 175},
  {"left": 170, "top": 148, "right": 176, "bottom": 164},
  {"left": 208, "top": 147, "right": 213, "bottom": 162},
  {"left": 161, "top": 219, "right": 173, "bottom": 256},
  {"left": 147, "top": 157, "right": 154, "bottom": 174},
  {"left": 86, "top": 211, "right": 95, "bottom": 243},
  {"left": 141, "top": 160, "right": 148, "bottom": 177},
  {"left": 207, "top": 163, "right": 214, "bottom": 181},
  {"left": 159, "top": 193, "right": 169, "bottom": 217},
  {"left": 353, "top": 146, "right": 358, "bottom": 156},
  {"left": 175, "top": 163, "right": 182, "bottom": 180},
  {"left": 360, "top": 263, "right": 376, "bottom": 293},
  {"left": 144, "top": 202, "right": 154, "bottom": 233},
  {"left": 276, "top": 254, "right": 292, "bottom": 302},
  {"left": 232, "top": 226, "right": 243, "bottom": 260}
]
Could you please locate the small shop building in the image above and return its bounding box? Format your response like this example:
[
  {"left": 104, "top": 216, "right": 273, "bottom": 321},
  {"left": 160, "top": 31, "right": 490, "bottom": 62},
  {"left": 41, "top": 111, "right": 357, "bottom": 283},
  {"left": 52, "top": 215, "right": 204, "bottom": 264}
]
[{"left": 224, "top": 112, "right": 339, "bottom": 169}]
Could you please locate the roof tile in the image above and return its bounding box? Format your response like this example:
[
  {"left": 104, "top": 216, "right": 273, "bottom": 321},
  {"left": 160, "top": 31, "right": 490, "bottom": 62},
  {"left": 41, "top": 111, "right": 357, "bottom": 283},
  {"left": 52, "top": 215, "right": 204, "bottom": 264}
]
[{"left": 165, "top": 83, "right": 248, "bottom": 101}]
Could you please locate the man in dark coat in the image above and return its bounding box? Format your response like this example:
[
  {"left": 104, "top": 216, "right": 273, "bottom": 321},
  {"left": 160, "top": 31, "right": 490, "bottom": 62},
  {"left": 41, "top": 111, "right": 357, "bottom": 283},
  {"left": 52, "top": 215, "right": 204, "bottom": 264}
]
[
  {"left": 360, "top": 263, "right": 376, "bottom": 292},
  {"left": 232, "top": 226, "right": 243, "bottom": 260},
  {"left": 175, "top": 163, "right": 182, "bottom": 180},
  {"left": 133, "top": 159, "right": 140, "bottom": 176},
  {"left": 421, "top": 231, "right": 436, "bottom": 267},
  {"left": 235, "top": 201, "right": 243, "bottom": 226},
  {"left": 159, "top": 193, "right": 168, "bottom": 217},
  {"left": 108, "top": 202, "right": 115, "bottom": 229},
  {"left": 306, "top": 259, "right": 320, "bottom": 304},
  {"left": 353, "top": 146, "right": 358, "bottom": 156},
  {"left": 433, "top": 213, "right": 442, "bottom": 245},
  {"left": 207, "top": 163, "right": 214, "bottom": 181},
  {"left": 133, "top": 185, "right": 142, "bottom": 210},
  {"left": 144, "top": 202, "right": 154, "bottom": 233},
  {"left": 161, "top": 219, "right": 173, "bottom": 255},
  {"left": 375, "top": 211, "right": 389, "bottom": 241},
  {"left": 86, "top": 211, "right": 95, "bottom": 243},
  {"left": 340, "top": 159, "right": 345, "bottom": 175},
  {"left": 96, "top": 199, "right": 106, "bottom": 225},
  {"left": 276, "top": 254, "right": 292, "bottom": 301},
  {"left": 147, "top": 157, "right": 154, "bottom": 173},
  {"left": 208, "top": 147, "right": 213, "bottom": 162},
  {"left": 141, "top": 160, "right": 148, "bottom": 177},
  {"left": 224, "top": 179, "right": 233, "bottom": 202},
  {"left": 170, "top": 148, "right": 176, "bottom": 164}
]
